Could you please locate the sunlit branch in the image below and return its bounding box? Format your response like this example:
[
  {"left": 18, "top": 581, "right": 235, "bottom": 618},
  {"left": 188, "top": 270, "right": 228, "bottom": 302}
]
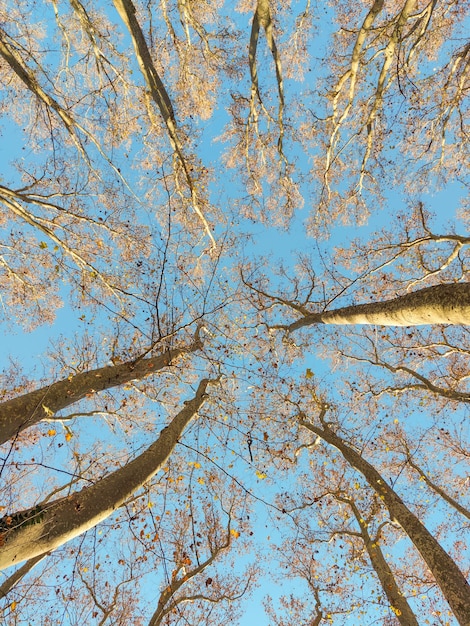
[
  {"left": 405, "top": 0, "right": 437, "bottom": 66},
  {"left": 0, "top": 187, "right": 127, "bottom": 306},
  {"left": 0, "top": 183, "right": 124, "bottom": 235},
  {"left": 112, "top": 0, "right": 216, "bottom": 249},
  {"left": 402, "top": 448, "right": 470, "bottom": 521},
  {"left": 68, "top": 0, "right": 125, "bottom": 87},
  {"left": 0, "top": 327, "right": 202, "bottom": 445},
  {"left": 0, "top": 27, "right": 132, "bottom": 191},
  {"left": 351, "top": 354, "right": 470, "bottom": 404},
  {"left": 335, "top": 493, "right": 419, "bottom": 626},
  {"left": 324, "top": 0, "right": 385, "bottom": 196}
]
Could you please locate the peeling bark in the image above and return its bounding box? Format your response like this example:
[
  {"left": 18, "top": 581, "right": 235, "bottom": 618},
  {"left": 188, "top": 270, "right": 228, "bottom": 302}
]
[
  {"left": 299, "top": 417, "right": 470, "bottom": 625},
  {"left": 0, "top": 340, "right": 200, "bottom": 446},
  {"left": 286, "top": 283, "right": 470, "bottom": 330},
  {"left": 0, "top": 379, "right": 211, "bottom": 570}
]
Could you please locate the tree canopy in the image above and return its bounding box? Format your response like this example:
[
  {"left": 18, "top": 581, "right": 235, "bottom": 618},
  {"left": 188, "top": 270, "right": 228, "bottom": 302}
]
[{"left": 0, "top": 0, "right": 469, "bottom": 624}]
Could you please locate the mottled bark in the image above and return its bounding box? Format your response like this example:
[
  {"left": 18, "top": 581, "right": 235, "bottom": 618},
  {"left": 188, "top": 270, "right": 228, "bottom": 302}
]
[
  {"left": 0, "top": 339, "right": 200, "bottom": 446},
  {"left": 287, "top": 283, "right": 470, "bottom": 330},
  {"left": 0, "top": 379, "right": 211, "bottom": 570},
  {"left": 299, "top": 417, "right": 470, "bottom": 625}
]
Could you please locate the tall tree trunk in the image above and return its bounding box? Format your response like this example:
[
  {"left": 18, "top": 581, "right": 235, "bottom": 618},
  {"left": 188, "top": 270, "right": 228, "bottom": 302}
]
[
  {"left": 0, "top": 336, "right": 201, "bottom": 445},
  {"left": 299, "top": 416, "right": 470, "bottom": 625},
  {"left": 0, "top": 379, "right": 211, "bottom": 570},
  {"left": 286, "top": 283, "right": 470, "bottom": 330},
  {"left": 340, "top": 495, "right": 419, "bottom": 626}
]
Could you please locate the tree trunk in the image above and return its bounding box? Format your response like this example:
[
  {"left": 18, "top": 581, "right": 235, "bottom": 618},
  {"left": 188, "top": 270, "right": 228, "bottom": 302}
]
[
  {"left": 0, "top": 340, "right": 200, "bottom": 446},
  {"left": 112, "top": 0, "right": 175, "bottom": 123},
  {"left": 343, "top": 496, "right": 419, "bottom": 626},
  {"left": 288, "top": 283, "right": 470, "bottom": 330},
  {"left": 0, "top": 379, "right": 211, "bottom": 570},
  {"left": 299, "top": 418, "right": 470, "bottom": 625}
]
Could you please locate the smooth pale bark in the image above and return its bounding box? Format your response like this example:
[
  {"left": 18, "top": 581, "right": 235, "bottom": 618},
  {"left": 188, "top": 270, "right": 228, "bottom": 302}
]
[
  {"left": 0, "top": 340, "right": 200, "bottom": 446},
  {"left": 287, "top": 283, "right": 470, "bottom": 330},
  {"left": 0, "top": 379, "right": 211, "bottom": 570},
  {"left": 342, "top": 496, "right": 419, "bottom": 626},
  {"left": 299, "top": 418, "right": 470, "bottom": 625}
]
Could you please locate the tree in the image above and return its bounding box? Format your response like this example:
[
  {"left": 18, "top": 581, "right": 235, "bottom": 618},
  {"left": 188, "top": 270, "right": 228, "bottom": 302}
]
[
  {"left": 0, "top": 378, "right": 213, "bottom": 569},
  {"left": 267, "top": 488, "right": 420, "bottom": 626},
  {"left": 298, "top": 405, "right": 470, "bottom": 624},
  {"left": 253, "top": 282, "right": 470, "bottom": 329},
  {"left": 334, "top": 493, "right": 420, "bottom": 626},
  {"left": 1, "top": 0, "right": 469, "bottom": 624},
  {"left": 0, "top": 329, "right": 203, "bottom": 446}
]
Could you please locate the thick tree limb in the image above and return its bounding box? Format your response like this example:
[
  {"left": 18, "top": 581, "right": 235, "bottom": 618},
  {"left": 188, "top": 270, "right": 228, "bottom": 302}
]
[
  {"left": 299, "top": 416, "right": 470, "bottom": 625},
  {"left": 0, "top": 378, "right": 213, "bottom": 570},
  {"left": 279, "top": 283, "right": 470, "bottom": 330},
  {"left": 0, "top": 331, "right": 202, "bottom": 445},
  {"left": 338, "top": 495, "right": 419, "bottom": 626}
]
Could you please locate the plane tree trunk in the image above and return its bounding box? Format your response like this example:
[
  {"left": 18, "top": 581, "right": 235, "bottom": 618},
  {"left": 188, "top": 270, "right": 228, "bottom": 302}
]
[
  {"left": 0, "top": 553, "right": 48, "bottom": 598},
  {"left": 0, "top": 336, "right": 201, "bottom": 446},
  {"left": 285, "top": 283, "right": 470, "bottom": 330},
  {"left": 299, "top": 414, "right": 470, "bottom": 625},
  {"left": 339, "top": 495, "right": 419, "bottom": 626},
  {"left": 0, "top": 379, "right": 211, "bottom": 570}
]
